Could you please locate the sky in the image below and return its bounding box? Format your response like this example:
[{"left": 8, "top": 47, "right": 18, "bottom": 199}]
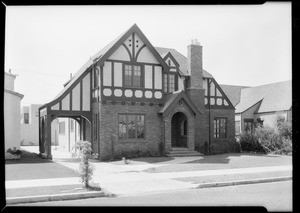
[{"left": 5, "top": 3, "right": 291, "bottom": 107}]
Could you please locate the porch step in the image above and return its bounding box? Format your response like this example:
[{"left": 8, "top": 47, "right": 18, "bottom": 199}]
[{"left": 165, "top": 148, "right": 203, "bottom": 157}]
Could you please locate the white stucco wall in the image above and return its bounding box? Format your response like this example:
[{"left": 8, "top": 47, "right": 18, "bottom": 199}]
[
  {"left": 178, "top": 76, "right": 184, "bottom": 91},
  {"left": 20, "top": 104, "right": 42, "bottom": 146},
  {"left": 154, "top": 66, "right": 162, "bottom": 89},
  {"left": 254, "top": 111, "right": 289, "bottom": 128},
  {"left": 82, "top": 72, "right": 90, "bottom": 111},
  {"left": 54, "top": 118, "right": 80, "bottom": 152},
  {"left": 108, "top": 45, "right": 130, "bottom": 61},
  {"left": 4, "top": 73, "right": 16, "bottom": 91},
  {"left": 137, "top": 46, "right": 159, "bottom": 64},
  {"left": 4, "top": 92, "right": 22, "bottom": 158}
]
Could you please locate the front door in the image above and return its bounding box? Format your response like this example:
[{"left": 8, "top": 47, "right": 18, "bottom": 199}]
[{"left": 171, "top": 112, "right": 188, "bottom": 148}]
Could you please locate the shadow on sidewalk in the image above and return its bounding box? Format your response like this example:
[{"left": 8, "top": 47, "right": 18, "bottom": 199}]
[{"left": 125, "top": 156, "right": 175, "bottom": 164}]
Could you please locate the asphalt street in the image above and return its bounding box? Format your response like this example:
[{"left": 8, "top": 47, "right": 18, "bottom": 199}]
[{"left": 19, "top": 180, "right": 293, "bottom": 211}]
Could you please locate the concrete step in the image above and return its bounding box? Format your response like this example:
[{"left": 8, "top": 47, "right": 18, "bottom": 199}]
[
  {"left": 171, "top": 147, "right": 189, "bottom": 151},
  {"left": 165, "top": 150, "right": 203, "bottom": 157}
]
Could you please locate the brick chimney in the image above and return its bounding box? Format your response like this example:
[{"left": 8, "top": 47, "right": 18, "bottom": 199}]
[
  {"left": 186, "top": 39, "right": 204, "bottom": 111},
  {"left": 185, "top": 39, "right": 206, "bottom": 152}
]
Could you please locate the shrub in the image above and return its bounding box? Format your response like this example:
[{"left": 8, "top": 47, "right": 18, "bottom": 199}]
[
  {"left": 238, "top": 116, "right": 293, "bottom": 155},
  {"left": 73, "top": 141, "right": 95, "bottom": 188},
  {"left": 6, "top": 147, "right": 22, "bottom": 155},
  {"left": 276, "top": 116, "right": 292, "bottom": 140},
  {"left": 239, "top": 131, "right": 267, "bottom": 154}
]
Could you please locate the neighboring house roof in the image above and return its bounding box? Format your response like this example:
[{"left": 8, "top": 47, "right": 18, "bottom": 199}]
[
  {"left": 5, "top": 89, "right": 24, "bottom": 99},
  {"left": 219, "top": 84, "right": 249, "bottom": 107},
  {"left": 154, "top": 47, "right": 213, "bottom": 79},
  {"left": 159, "top": 90, "right": 202, "bottom": 116},
  {"left": 235, "top": 80, "right": 292, "bottom": 114}
]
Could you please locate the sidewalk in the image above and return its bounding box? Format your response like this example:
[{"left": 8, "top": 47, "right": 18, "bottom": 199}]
[{"left": 5, "top": 147, "right": 293, "bottom": 204}]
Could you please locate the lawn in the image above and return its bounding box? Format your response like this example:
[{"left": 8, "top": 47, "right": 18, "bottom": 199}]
[{"left": 5, "top": 149, "right": 79, "bottom": 181}]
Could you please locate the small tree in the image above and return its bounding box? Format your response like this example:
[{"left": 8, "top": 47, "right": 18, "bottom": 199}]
[{"left": 74, "top": 140, "right": 95, "bottom": 188}]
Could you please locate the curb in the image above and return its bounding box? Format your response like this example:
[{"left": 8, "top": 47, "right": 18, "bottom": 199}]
[
  {"left": 6, "top": 190, "right": 107, "bottom": 205},
  {"left": 196, "top": 176, "right": 292, "bottom": 189}
]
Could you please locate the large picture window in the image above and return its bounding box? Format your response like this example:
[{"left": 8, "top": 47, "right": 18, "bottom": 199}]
[
  {"left": 118, "top": 114, "right": 145, "bottom": 139},
  {"left": 214, "top": 118, "right": 227, "bottom": 139},
  {"left": 124, "top": 64, "right": 142, "bottom": 87}
]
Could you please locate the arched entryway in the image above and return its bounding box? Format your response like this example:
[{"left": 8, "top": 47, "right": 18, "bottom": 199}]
[{"left": 171, "top": 112, "right": 188, "bottom": 148}]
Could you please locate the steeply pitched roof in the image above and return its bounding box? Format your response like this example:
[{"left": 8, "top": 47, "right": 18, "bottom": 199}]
[
  {"left": 219, "top": 84, "right": 249, "bottom": 107},
  {"left": 235, "top": 80, "right": 292, "bottom": 114},
  {"left": 51, "top": 27, "right": 128, "bottom": 101},
  {"left": 46, "top": 24, "right": 168, "bottom": 106},
  {"left": 154, "top": 47, "right": 213, "bottom": 78}
]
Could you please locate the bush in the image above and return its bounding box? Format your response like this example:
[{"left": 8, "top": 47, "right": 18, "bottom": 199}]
[
  {"left": 73, "top": 140, "right": 95, "bottom": 188},
  {"left": 6, "top": 147, "right": 22, "bottom": 155},
  {"left": 239, "top": 131, "right": 267, "bottom": 154},
  {"left": 238, "top": 115, "right": 292, "bottom": 155},
  {"left": 112, "top": 149, "right": 159, "bottom": 161}
]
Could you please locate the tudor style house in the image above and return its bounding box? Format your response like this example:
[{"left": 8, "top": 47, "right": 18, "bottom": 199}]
[{"left": 38, "top": 24, "right": 236, "bottom": 160}]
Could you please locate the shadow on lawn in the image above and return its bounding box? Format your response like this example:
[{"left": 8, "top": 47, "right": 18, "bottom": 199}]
[
  {"left": 130, "top": 156, "right": 175, "bottom": 164},
  {"left": 5, "top": 150, "right": 54, "bottom": 164},
  {"left": 183, "top": 152, "right": 282, "bottom": 164}
]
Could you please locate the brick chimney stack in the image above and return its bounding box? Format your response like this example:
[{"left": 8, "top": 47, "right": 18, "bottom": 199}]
[
  {"left": 187, "top": 39, "right": 203, "bottom": 90},
  {"left": 185, "top": 39, "right": 206, "bottom": 150}
]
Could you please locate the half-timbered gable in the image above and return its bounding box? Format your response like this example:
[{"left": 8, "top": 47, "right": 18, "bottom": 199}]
[
  {"left": 203, "top": 77, "right": 234, "bottom": 109},
  {"left": 98, "top": 25, "right": 169, "bottom": 104}
]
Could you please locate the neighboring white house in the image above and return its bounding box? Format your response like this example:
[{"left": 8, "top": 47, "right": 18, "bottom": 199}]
[
  {"left": 4, "top": 70, "right": 24, "bottom": 159},
  {"left": 20, "top": 104, "right": 42, "bottom": 146},
  {"left": 51, "top": 117, "right": 80, "bottom": 153}
]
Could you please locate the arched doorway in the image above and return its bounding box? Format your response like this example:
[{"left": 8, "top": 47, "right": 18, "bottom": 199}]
[{"left": 171, "top": 112, "right": 188, "bottom": 148}]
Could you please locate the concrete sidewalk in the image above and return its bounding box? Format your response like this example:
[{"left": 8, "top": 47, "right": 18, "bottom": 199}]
[
  {"left": 6, "top": 165, "right": 292, "bottom": 196},
  {"left": 6, "top": 148, "right": 293, "bottom": 204}
]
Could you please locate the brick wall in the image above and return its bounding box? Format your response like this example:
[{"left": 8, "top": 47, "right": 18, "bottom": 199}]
[
  {"left": 204, "top": 108, "right": 236, "bottom": 154},
  {"left": 98, "top": 101, "right": 163, "bottom": 160}
]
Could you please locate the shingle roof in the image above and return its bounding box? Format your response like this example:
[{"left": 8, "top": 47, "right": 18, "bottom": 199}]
[
  {"left": 235, "top": 80, "right": 292, "bottom": 114},
  {"left": 219, "top": 84, "right": 250, "bottom": 107},
  {"left": 154, "top": 47, "right": 213, "bottom": 78},
  {"left": 47, "top": 25, "right": 214, "bottom": 106},
  {"left": 52, "top": 29, "right": 127, "bottom": 101}
]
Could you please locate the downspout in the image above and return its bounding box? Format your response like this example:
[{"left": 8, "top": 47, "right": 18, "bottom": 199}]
[
  {"left": 68, "top": 118, "right": 70, "bottom": 152},
  {"left": 208, "top": 79, "right": 212, "bottom": 154},
  {"left": 97, "top": 66, "right": 101, "bottom": 161}
]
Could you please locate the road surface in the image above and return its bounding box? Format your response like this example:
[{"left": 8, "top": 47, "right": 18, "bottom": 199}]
[{"left": 18, "top": 180, "right": 292, "bottom": 211}]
